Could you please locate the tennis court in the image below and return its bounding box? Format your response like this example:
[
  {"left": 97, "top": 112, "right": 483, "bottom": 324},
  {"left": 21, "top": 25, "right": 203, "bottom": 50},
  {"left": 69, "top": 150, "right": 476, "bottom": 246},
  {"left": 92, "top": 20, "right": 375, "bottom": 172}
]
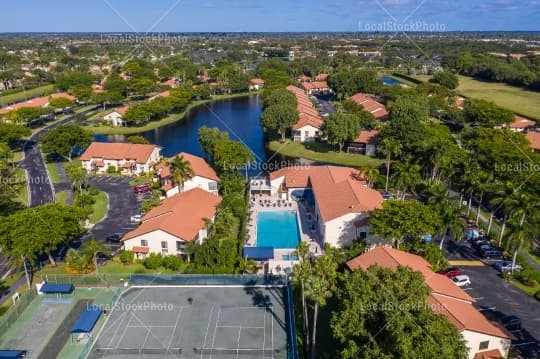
[{"left": 88, "top": 285, "right": 290, "bottom": 359}]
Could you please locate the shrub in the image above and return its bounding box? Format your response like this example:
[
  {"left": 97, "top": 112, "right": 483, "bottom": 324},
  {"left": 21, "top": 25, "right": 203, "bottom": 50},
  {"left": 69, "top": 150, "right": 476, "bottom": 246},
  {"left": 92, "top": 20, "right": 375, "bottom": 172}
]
[
  {"left": 88, "top": 186, "right": 99, "bottom": 196},
  {"left": 534, "top": 290, "right": 540, "bottom": 301},
  {"left": 143, "top": 253, "right": 162, "bottom": 269},
  {"left": 162, "top": 255, "right": 182, "bottom": 271},
  {"left": 514, "top": 268, "right": 540, "bottom": 287},
  {"left": 107, "top": 165, "right": 117, "bottom": 174},
  {"left": 119, "top": 250, "right": 135, "bottom": 264}
]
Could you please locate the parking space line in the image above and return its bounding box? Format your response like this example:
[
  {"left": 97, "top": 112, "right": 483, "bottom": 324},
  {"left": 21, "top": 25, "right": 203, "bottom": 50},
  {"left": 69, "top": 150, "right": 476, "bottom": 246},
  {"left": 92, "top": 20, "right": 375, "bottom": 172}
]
[
  {"left": 463, "top": 288, "right": 473, "bottom": 291},
  {"left": 473, "top": 297, "right": 484, "bottom": 300},
  {"left": 478, "top": 307, "right": 496, "bottom": 311}
]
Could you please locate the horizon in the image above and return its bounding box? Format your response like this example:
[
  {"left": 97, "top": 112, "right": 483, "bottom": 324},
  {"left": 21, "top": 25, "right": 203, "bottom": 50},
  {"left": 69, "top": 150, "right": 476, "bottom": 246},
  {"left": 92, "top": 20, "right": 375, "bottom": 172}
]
[{"left": 1, "top": 0, "right": 539, "bottom": 32}]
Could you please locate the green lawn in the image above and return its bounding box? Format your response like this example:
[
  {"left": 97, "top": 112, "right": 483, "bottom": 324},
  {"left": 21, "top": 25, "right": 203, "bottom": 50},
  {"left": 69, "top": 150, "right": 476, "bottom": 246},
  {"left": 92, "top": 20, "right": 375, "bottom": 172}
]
[
  {"left": 11, "top": 151, "right": 24, "bottom": 163},
  {"left": 511, "top": 279, "right": 540, "bottom": 296},
  {"left": 0, "top": 84, "right": 55, "bottom": 105},
  {"left": 89, "top": 190, "right": 108, "bottom": 224},
  {"left": 267, "top": 140, "right": 383, "bottom": 168},
  {"left": 55, "top": 191, "right": 68, "bottom": 205},
  {"left": 12, "top": 168, "right": 28, "bottom": 206},
  {"left": 85, "top": 91, "right": 257, "bottom": 135},
  {"left": 45, "top": 162, "right": 62, "bottom": 183}
]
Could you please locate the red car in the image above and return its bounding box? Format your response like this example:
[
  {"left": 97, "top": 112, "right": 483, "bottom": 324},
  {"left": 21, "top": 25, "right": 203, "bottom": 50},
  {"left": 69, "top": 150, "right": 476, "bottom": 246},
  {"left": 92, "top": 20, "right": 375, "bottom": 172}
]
[
  {"left": 133, "top": 184, "right": 151, "bottom": 194},
  {"left": 436, "top": 267, "right": 462, "bottom": 278}
]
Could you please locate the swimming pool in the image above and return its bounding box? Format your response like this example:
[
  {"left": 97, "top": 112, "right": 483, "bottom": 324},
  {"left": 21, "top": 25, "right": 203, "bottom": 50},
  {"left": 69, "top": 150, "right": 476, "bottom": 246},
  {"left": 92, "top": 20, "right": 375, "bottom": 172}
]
[
  {"left": 381, "top": 76, "right": 405, "bottom": 86},
  {"left": 257, "top": 211, "right": 301, "bottom": 249}
]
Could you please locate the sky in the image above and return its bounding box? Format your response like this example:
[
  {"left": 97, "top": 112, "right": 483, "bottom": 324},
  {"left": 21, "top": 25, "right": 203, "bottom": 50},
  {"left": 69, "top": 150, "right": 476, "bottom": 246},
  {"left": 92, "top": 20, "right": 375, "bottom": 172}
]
[{"left": 1, "top": 0, "right": 539, "bottom": 32}]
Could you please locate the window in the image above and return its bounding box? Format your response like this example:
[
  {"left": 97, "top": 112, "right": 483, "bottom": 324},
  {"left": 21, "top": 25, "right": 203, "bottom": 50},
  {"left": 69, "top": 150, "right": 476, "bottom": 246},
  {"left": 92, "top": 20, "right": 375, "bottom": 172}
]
[
  {"left": 304, "top": 130, "right": 309, "bottom": 137},
  {"left": 161, "top": 241, "right": 168, "bottom": 249},
  {"left": 479, "top": 341, "right": 489, "bottom": 350},
  {"left": 208, "top": 182, "right": 218, "bottom": 191},
  {"left": 140, "top": 239, "right": 148, "bottom": 247},
  {"left": 176, "top": 241, "right": 184, "bottom": 252}
]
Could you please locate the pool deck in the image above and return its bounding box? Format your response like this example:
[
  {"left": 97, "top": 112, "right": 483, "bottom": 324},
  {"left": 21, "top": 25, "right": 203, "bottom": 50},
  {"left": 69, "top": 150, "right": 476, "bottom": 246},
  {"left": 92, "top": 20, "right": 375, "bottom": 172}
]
[{"left": 246, "top": 194, "right": 323, "bottom": 265}]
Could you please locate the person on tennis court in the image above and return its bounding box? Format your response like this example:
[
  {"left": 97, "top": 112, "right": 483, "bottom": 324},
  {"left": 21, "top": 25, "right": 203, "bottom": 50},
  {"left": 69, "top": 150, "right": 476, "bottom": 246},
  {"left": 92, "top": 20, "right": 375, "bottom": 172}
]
[{"left": 187, "top": 297, "right": 193, "bottom": 305}]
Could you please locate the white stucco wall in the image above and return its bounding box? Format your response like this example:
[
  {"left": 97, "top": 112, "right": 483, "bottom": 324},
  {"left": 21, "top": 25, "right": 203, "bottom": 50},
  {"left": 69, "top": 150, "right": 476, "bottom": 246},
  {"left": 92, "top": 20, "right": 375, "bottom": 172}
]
[
  {"left": 366, "top": 144, "right": 377, "bottom": 157},
  {"left": 293, "top": 125, "right": 320, "bottom": 142},
  {"left": 270, "top": 176, "right": 285, "bottom": 196},
  {"left": 323, "top": 212, "right": 365, "bottom": 247},
  {"left": 123, "top": 228, "right": 209, "bottom": 257},
  {"left": 103, "top": 111, "right": 124, "bottom": 127},
  {"left": 81, "top": 147, "right": 161, "bottom": 176},
  {"left": 461, "top": 330, "right": 510, "bottom": 359},
  {"left": 183, "top": 176, "right": 219, "bottom": 195}
]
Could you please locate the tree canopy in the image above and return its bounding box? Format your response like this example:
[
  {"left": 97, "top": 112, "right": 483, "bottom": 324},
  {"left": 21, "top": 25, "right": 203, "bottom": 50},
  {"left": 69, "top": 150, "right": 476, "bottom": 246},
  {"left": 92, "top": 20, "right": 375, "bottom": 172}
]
[{"left": 40, "top": 124, "right": 92, "bottom": 161}]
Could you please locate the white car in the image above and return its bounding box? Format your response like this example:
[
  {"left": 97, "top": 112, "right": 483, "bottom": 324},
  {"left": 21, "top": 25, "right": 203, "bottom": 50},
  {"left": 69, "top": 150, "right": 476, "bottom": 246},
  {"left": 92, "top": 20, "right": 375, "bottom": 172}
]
[
  {"left": 130, "top": 214, "right": 143, "bottom": 223},
  {"left": 452, "top": 275, "right": 471, "bottom": 287}
]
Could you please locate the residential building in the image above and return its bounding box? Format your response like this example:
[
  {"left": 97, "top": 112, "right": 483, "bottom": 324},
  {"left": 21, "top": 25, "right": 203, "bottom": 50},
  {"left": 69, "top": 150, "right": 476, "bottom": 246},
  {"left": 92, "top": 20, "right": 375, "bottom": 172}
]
[
  {"left": 287, "top": 85, "right": 324, "bottom": 142},
  {"left": 269, "top": 166, "right": 384, "bottom": 247},
  {"left": 347, "top": 130, "right": 379, "bottom": 156},
  {"left": 301, "top": 81, "right": 331, "bottom": 95},
  {"left": 155, "top": 152, "right": 220, "bottom": 197},
  {"left": 346, "top": 247, "right": 512, "bottom": 359},
  {"left": 350, "top": 93, "right": 388, "bottom": 120},
  {"left": 249, "top": 78, "right": 265, "bottom": 90},
  {"left": 149, "top": 90, "right": 170, "bottom": 100},
  {"left": 507, "top": 116, "right": 536, "bottom": 132},
  {"left": 526, "top": 131, "right": 540, "bottom": 152},
  {"left": 122, "top": 188, "right": 222, "bottom": 258},
  {"left": 0, "top": 92, "right": 76, "bottom": 117},
  {"left": 103, "top": 106, "right": 129, "bottom": 127},
  {"left": 314, "top": 73, "right": 329, "bottom": 81},
  {"left": 80, "top": 142, "right": 162, "bottom": 175}
]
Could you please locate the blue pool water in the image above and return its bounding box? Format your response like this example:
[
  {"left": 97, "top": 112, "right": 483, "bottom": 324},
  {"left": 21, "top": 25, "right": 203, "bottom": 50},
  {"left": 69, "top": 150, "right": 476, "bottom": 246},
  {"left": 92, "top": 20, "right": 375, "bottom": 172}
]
[
  {"left": 381, "top": 76, "right": 405, "bottom": 86},
  {"left": 257, "top": 211, "right": 301, "bottom": 249}
]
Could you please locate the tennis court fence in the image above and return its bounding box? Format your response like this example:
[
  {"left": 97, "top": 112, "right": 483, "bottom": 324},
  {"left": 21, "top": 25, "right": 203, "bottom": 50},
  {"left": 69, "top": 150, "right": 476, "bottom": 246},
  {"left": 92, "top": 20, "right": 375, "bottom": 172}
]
[{"left": 0, "top": 287, "right": 38, "bottom": 335}]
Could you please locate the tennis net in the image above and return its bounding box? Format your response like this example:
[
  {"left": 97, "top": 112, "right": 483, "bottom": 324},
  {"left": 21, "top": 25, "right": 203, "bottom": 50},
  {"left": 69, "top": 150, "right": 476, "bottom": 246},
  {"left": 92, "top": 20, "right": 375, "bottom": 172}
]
[
  {"left": 94, "top": 347, "right": 182, "bottom": 355},
  {"left": 193, "top": 347, "right": 283, "bottom": 355}
]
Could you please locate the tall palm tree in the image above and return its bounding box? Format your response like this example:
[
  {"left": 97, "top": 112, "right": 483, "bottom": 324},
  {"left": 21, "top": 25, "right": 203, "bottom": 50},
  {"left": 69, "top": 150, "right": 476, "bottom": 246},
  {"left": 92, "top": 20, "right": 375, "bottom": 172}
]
[
  {"left": 293, "top": 260, "right": 312, "bottom": 356},
  {"left": 362, "top": 166, "right": 379, "bottom": 188},
  {"left": 168, "top": 155, "right": 194, "bottom": 192},
  {"left": 437, "top": 202, "right": 467, "bottom": 250},
  {"left": 474, "top": 171, "right": 493, "bottom": 225},
  {"left": 426, "top": 183, "right": 452, "bottom": 213},
  {"left": 81, "top": 239, "right": 108, "bottom": 276},
  {"left": 236, "top": 257, "right": 259, "bottom": 275},
  {"left": 506, "top": 220, "right": 536, "bottom": 275},
  {"left": 391, "top": 160, "right": 421, "bottom": 200},
  {"left": 380, "top": 138, "right": 402, "bottom": 192},
  {"left": 490, "top": 182, "right": 519, "bottom": 247}
]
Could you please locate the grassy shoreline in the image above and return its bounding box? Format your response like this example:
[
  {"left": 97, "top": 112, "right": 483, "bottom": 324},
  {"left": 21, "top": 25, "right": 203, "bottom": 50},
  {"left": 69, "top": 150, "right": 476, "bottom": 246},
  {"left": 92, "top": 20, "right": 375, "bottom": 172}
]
[
  {"left": 85, "top": 91, "right": 259, "bottom": 135},
  {"left": 267, "top": 140, "right": 383, "bottom": 168}
]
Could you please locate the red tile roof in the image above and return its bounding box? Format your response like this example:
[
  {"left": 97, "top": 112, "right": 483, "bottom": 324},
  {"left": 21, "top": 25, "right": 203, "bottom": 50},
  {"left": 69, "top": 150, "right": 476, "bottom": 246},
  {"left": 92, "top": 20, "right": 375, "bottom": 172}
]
[
  {"left": 510, "top": 116, "right": 536, "bottom": 129},
  {"left": 315, "top": 73, "right": 328, "bottom": 81},
  {"left": 352, "top": 130, "right": 379, "bottom": 145},
  {"left": 301, "top": 81, "right": 329, "bottom": 91},
  {"left": 0, "top": 92, "right": 76, "bottom": 115},
  {"left": 80, "top": 142, "right": 159, "bottom": 164},
  {"left": 526, "top": 131, "right": 540, "bottom": 151},
  {"left": 115, "top": 106, "right": 130, "bottom": 116},
  {"left": 158, "top": 90, "right": 170, "bottom": 98},
  {"left": 286, "top": 85, "right": 324, "bottom": 130},
  {"left": 132, "top": 246, "right": 150, "bottom": 254},
  {"left": 123, "top": 188, "right": 221, "bottom": 242},
  {"left": 250, "top": 78, "right": 265, "bottom": 85},
  {"left": 350, "top": 93, "right": 388, "bottom": 120},
  {"left": 347, "top": 247, "right": 511, "bottom": 340},
  {"left": 473, "top": 349, "right": 505, "bottom": 359},
  {"left": 156, "top": 152, "right": 219, "bottom": 181},
  {"left": 270, "top": 166, "right": 382, "bottom": 221}
]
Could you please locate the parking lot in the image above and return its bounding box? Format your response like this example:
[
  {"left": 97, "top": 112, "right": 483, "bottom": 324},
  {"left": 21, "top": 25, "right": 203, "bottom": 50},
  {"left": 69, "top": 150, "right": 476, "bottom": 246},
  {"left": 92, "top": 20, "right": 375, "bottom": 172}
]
[{"left": 83, "top": 176, "right": 148, "bottom": 252}]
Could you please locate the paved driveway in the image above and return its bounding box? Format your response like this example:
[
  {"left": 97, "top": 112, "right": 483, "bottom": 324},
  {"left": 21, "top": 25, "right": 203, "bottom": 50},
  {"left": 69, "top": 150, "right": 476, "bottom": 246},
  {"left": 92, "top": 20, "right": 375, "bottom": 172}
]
[
  {"left": 83, "top": 176, "right": 146, "bottom": 252},
  {"left": 458, "top": 266, "right": 540, "bottom": 358}
]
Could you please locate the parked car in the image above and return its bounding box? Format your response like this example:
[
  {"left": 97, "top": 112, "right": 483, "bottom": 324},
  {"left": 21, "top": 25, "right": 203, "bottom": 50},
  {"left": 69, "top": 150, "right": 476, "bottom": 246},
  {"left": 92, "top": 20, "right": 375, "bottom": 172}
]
[
  {"left": 501, "top": 315, "right": 522, "bottom": 331},
  {"left": 451, "top": 275, "right": 471, "bottom": 287},
  {"left": 478, "top": 244, "right": 497, "bottom": 254},
  {"left": 493, "top": 261, "right": 523, "bottom": 272},
  {"left": 106, "top": 234, "right": 121, "bottom": 243},
  {"left": 473, "top": 239, "right": 491, "bottom": 248},
  {"left": 97, "top": 252, "right": 112, "bottom": 264},
  {"left": 382, "top": 192, "right": 394, "bottom": 200},
  {"left": 134, "top": 184, "right": 151, "bottom": 194},
  {"left": 482, "top": 251, "right": 503, "bottom": 260},
  {"left": 436, "top": 267, "right": 462, "bottom": 278},
  {"left": 130, "top": 214, "right": 143, "bottom": 223}
]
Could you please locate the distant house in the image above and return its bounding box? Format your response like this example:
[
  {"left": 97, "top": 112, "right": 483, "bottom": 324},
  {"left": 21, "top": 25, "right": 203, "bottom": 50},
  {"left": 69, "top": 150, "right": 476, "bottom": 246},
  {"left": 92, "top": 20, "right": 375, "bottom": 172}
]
[
  {"left": 347, "top": 247, "right": 512, "bottom": 359},
  {"left": 349, "top": 93, "right": 388, "bottom": 120},
  {"left": 122, "top": 188, "right": 222, "bottom": 258},
  {"left": 103, "top": 106, "right": 129, "bottom": 127},
  {"left": 347, "top": 130, "right": 379, "bottom": 157},
  {"left": 287, "top": 85, "right": 324, "bottom": 142},
  {"left": 158, "top": 78, "right": 179, "bottom": 88},
  {"left": 249, "top": 78, "right": 265, "bottom": 91},
  {"left": 0, "top": 92, "right": 77, "bottom": 118},
  {"left": 80, "top": 142, "right": 162, "bottom": 175},
  {"left": 269, "top": 166, "right": 383, "bottom": 247},
  {"left": 155, "top": 152, "right": 220, "bottom": 197},
  {"left": 297, "top": 75, "right": 311, "bottom": 83},
  {"left": 526, "top": 132, "right": 540, "bottom": 153},
  {"left": 314, "top": 73, "right": 329, "bottom": 81},
  {"left": 507, "top": 116, "right": 536, "bottom": 132},
  {"left": 149, "top": 90, "right": 171, "bottom": 101},
  {"left": 301, "top": 81, "right": 331, "bottom": 95}
]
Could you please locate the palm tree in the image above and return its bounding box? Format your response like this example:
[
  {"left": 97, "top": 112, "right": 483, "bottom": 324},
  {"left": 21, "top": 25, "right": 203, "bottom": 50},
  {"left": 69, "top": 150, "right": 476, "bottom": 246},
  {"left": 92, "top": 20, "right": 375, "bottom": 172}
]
[
  {"left": 81, "top": 239, "right": 108, "bottom": 276},
  {"left": 390, "top": 160, "right": 421, "bottom": 200},
  {"left": 490, "top": 182, "right": 519, "bottom": 247},
  {"left": 380, "top": 138, "right": 402, "bottom": 192},
  {"left": 292, "top": 242, "right": 311, "bottom": 356},
  {"left": 506, "top": 221, "right": 536, "bottom": 275},
  {"left": 168, "top": 155, "right": 194, "bottom": 192},
  {"left": 426, "top": 183, "right": 452, "bottom": 213},
  {"left": 236, "top": 258, "right": 259, "bottom": 275},
  {"left": 305, "top": 255, "right": 338, "bottom": 359},
  {"left": 474, "top": 171, "right": 493, "bottom": 225},
  {"left": 362, "top": 166, "right": 379, "bottom": 188},
  {"left": 437, "top": 202, "right": 467, "bottom": 250}
]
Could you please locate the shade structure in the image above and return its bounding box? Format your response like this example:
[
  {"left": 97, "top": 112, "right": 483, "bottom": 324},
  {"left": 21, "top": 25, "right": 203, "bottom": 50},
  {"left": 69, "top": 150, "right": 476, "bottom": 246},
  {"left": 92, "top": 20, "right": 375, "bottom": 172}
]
[
  {"left": 70, "top": 305, "right": 103, "bottom": 333},
  {"left": 39, "top": 283, "right": 74, "bottom": 294},
  {"left": 0, "top": 350, "right": 27, "bottom": 359},
  {"left": 243, "top": 246, "right": 274, "bottom": 260}
]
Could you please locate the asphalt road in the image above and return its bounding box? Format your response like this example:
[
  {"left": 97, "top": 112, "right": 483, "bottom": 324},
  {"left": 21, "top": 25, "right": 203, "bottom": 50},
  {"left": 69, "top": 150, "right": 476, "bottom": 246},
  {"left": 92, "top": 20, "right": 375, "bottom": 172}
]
[
  {"left": 314, "top": 94, "right": 336, "bottom": 116},
  {"left": 82, "top": 176, "right": 144, "bottom": 252}
]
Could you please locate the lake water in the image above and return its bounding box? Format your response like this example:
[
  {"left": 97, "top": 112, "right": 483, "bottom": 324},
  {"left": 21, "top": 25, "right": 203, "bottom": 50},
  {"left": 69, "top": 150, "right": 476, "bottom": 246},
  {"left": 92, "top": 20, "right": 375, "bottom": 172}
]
[{"left": 94, "top": 95, "right": 269, "bottom": 174}]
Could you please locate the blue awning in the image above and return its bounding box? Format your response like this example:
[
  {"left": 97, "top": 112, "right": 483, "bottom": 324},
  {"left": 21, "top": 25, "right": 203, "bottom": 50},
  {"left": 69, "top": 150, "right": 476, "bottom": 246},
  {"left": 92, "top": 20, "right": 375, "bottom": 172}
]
[
  {"left": 0, "top": 350, "right": 27, "bottom": 359},
  {"left": 40, "top": 283, "right": 74, "bottom": 294},
  {"left": 71, "top": 305, "right": 102, "bottom": 333},
  {"left": 243, "top": 247, "right": 274, "bottom": 260}
]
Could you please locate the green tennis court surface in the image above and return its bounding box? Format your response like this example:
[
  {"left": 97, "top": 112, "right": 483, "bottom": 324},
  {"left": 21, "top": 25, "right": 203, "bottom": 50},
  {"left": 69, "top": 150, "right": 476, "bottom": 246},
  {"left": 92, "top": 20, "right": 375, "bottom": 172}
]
[{"left": 88, "top": 286, "right": 289, "bottom": 359}]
